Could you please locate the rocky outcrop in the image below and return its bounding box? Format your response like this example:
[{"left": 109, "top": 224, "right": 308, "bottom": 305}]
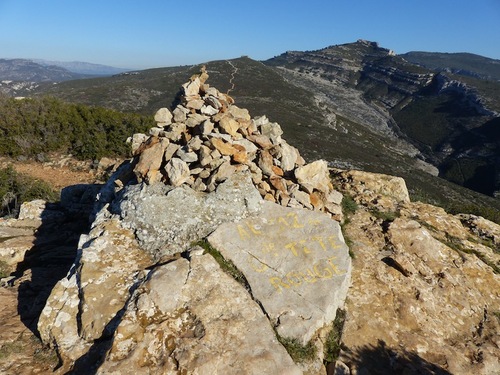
[
  {"left": 331, "top": 169, "right": 500, "bottom": 374},
  {"left": 33, "top": 69, "right": 351, "bottom": 374}
]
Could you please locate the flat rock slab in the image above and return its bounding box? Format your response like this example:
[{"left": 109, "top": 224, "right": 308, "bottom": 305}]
[{"left": 208, "top": 201, "right": 352, "bottom": 343}]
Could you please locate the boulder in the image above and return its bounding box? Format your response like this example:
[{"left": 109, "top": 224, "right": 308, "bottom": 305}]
[
  {"left": 111, "top": 172, "right": 262, "bottom": 260},
  {"left": 208, "top": 201, "right": 351, "bottom": 344},
  {"left": 295, "top": 160, "right": 332, "bottom": 194},
  {"left": 98, "top": 250, "right": 302, "bottom": 375},
  {"left": 154, "top": 108, "right": 172, "bottom": 126},
  {"left": 164, "top": 157, "right": 190, "bottom": 186},
  {"left": 38, "top": 216, "right": 153, "bottom": 362}
]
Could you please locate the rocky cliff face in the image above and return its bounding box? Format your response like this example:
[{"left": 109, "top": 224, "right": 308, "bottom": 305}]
[
  {"left": 266, "top": 40, "right": 500, "bottom": 198},
  {"left": 0, "top": 70, "right": 499, "bottom": 375}
]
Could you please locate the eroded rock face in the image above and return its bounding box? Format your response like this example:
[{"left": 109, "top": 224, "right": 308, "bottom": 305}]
[
  {"left": 38, "top": 215, "right": 153, "bottom": 361},
  {"left": 98, "top": 250, "right": 302, "bottom": 375},
  {"left": 333, "top": 170, "right": 500, "bottom": 375}
]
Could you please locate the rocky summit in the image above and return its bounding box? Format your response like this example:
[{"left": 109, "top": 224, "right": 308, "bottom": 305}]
[
  {"left": 35, "top": 67, "right": 350, "bottom": 374},
  {"left": 0, "top": 69, "right": 499, "bottom": 375}
]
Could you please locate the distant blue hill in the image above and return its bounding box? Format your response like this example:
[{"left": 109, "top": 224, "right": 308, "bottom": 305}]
[{"left": 31, "top": 59, "right": 131, "bottom": 76}]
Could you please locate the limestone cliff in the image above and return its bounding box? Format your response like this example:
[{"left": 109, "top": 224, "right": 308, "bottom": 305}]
[{"left": 0, "top": 70, "right": 498, "bottom": 375}]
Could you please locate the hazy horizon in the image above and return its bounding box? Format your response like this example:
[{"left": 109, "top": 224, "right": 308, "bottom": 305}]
[{"left": 1, "top": 0, "right": 499, "bottom": 69}]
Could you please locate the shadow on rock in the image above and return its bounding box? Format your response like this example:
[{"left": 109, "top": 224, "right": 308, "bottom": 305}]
[
  {"left": 14, "top": 184, "right": 101, "bottom": 336},
  {"left": 340, "top": 339, "right": 452, "bottom": 375}
]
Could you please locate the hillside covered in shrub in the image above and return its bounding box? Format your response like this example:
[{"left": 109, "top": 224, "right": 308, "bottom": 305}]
[{"left": 0, "top": 95, "right": 154, "bottom": 160}]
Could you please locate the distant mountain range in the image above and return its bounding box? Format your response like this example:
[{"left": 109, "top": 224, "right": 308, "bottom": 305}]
[
  {"left": 0, "top": 58, "right": 129, "bottom": 82},
  {"left": 1, "top": 41, "right": 499, "bottom": 212},
  {"left": 31, "top": 59, "right": 131, "bottom": 76},
  {"left": 401, "top": 51, "right": 500, "bottom": 81}
]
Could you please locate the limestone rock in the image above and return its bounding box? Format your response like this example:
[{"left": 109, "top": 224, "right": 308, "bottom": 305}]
[
  {"left": 280, "top": 142, "right": 299, "bottom": 172},
  {"left": 332, "top": 169, "right": 410, "bottom": 210},
  {"left": 164, "top": 157, "right": 190, "bottom": 186},
  {"left": 112, "top": 172, "right": 262, "bottom": 260},
  {"left": 133, "top": 137, "right": 169, "bottom": 183},
  {"left": 98, "top": 251, "right": 301, "bottom": 375},
  {"left": 172, "top": 105, "right": 189, "bottom": 123},
  {"left": 38, "top": 216, "right": 152, "bottom": 362},
  {"left": 219, "top": 115, "right": 240, "bottom": 137},
  {"left": 154, "top": 107, "right": 172, "bottom": 126},
  {"left": 208, "top": 201, "right": 351, "bottom": 344},
  {"left": 211, "top": 137, "right": 237, "bottom": 156},
  {"left": 335, "top": 171, "right": 500, "bottom": 375},
  {"left": 295, "top": 160, "right": 332, "bottom": 194},
  {"left": 228, "top": 105, "right": 251, "bottom": 120}
]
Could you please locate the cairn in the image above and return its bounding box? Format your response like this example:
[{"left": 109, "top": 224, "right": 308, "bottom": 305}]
[{"left": 130, "top": 66, "right": 342, "bottom": 218}]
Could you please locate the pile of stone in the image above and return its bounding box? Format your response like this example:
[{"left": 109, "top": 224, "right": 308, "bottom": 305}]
[{"left": 130, "top": 67, "right": 343, "bottom": 218}]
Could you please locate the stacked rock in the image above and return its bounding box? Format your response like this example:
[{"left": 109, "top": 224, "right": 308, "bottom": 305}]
[{"left": 130, "top": 66, "right": 343, "bottom": 218}]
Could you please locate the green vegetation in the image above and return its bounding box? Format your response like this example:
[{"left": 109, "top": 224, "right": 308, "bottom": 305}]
[
  {"left": 323, "top": 309, "right": 347, "bottom": 364},
  {"left": 193, "top": 239, "right": 249, "bottom": 290},
  {"left": 30, "top": 335, "right": 59, "bottom": 367},
  {"left": 0, "top": 334, "right": 58, "bottom": 369},
  {"left": 0, "top": 95, "right": 154, "bottom": 160},
  {"left": 442, "top": 234, "right": 500, "bottom": 275},
  {"left": 341, "top": 195, "right": 358, "bottom": 217},
  {"left": 0, "top": 260, "right": 9, "bottom": 278},
  {"left": 0, "top": 166, "right": 58, "bottom": 217},
  {"left": 276, "top": 335, "right": 317, "bottom": 363},
  {"left": 339, "top": 195, "right": 358, "bottom": 258}
]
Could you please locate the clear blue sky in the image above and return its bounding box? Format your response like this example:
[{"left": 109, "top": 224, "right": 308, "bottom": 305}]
[{"left": 1, "top": 0, "right": 499, "bottom": 69}]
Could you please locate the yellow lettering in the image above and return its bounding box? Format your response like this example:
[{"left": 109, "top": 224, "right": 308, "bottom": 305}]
[
  {"left": 308, "top": 218, "right": 322, "bottom": 226},
  {"left": 287, "top": 213, "right": 304, "bottom": 228},
  {"left": 269, "top": 277, "right": 290, "bottom": 293},
  {"left": 303, "top": 268, "right": 319, "bottom": 283},
  {"left": 262, "top": 242, "right": 277, "bottom": 256},
  {"left": 286, "top": 271, "right": 303, "bottom": 286},
  {"left": 278, "top": 216, "right": 290, "bottom": 227},
  {"left": 328, "top": 236, "right": 341, "bottom": 250},
  {"left": 237, "top": 225, "right": 250, "bottom": 240},
  {"left": 313, "top": 236, "right": 327, "bottom": 251},
  {"left": 327, "top": 256, "right": 345, "bottom": 275},
  {"left": 246, "top": 222, "right": 262, "bottom": 235},
  {"left": 247, "top": 256, "right": 268, "bottom": 273},
  {"left": 314, "top": 264, "right": 334, "bottom": 279},
  {"left": 285, "top": 242, "right": 299, "bottom": 256},
  {"left": 299, "top": 240, "right": 312, "bottom": 255}
]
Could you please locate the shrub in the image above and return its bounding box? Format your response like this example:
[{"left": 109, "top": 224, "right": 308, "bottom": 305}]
[
  {"left": 0, "top": 166, "right": 58, "bottom": 217},
  {"left": 0, "top": 95, "right": 154, "bottom": 161},
  {"left": 276, "top": 335, "right": 317, "bottom": 363},
  {"left": 323, "top": 309, "right": 347, "bottom": 364},
  {"left": 341, "top": 195, "right": 358, "bottom": 216}
]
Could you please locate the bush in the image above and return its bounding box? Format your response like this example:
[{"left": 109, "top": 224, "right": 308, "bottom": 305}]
[
  {"left": 0, "top": 95, "right": 154, "bottom": 160},
  {"left": 0, "top": 166, "right": 58, "bottom": 217}
]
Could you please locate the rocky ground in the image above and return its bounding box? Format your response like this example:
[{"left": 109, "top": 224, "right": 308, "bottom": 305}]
[{"left": 0, "top": 69, "right": 499, "bottom": 374}]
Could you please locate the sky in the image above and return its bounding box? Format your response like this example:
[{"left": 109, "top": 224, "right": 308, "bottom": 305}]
[{"left": 0, "top": 0, "right": 499, "bottom": 69}]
